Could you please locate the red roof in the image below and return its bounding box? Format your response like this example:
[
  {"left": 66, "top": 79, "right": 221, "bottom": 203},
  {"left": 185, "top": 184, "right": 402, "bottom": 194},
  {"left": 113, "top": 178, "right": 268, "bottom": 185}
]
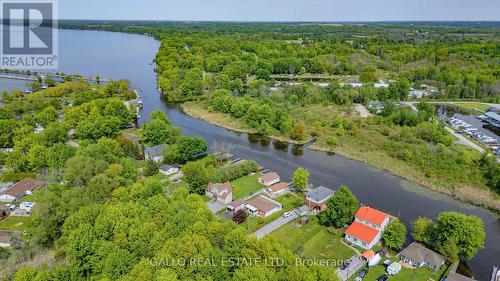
[
  {"left": 270, "top": 182, "right": 288, "bottom": 192},
  {"left": 346, "top": 221, "right": 379, "bottom": 244},
  {"left": 362, "top": 249, "right": 375, "bottom": 260},
  {"left": 355, "top": 206, "right": 391, "bottom": 226}
]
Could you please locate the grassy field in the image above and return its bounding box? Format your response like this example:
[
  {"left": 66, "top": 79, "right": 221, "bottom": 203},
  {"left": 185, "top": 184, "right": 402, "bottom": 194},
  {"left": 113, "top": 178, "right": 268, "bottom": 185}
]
[
  {"left": 449, "top": 102, "right": 492, "bottom": 112},
  {"left": 0, "top": 216, "right": 30, "bottom": 231},
  {"left": 348, "top": 260, "right": 448, "bottom": 281},
  {"left": 270, "top": 217, "right": 355, "bottom": 262},
  {"left": 231, "top": 173, "right": 264, "bottom": 199}
]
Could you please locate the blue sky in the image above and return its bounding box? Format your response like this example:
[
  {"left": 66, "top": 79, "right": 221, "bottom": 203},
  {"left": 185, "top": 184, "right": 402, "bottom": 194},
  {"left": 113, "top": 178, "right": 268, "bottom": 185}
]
[{"left": 60, "top": 0, "right": 500, "bottom": 21}]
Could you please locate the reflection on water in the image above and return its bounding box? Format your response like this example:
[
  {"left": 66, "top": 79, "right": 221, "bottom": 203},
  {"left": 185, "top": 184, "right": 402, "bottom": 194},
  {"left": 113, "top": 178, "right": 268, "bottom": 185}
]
[{"left": 272, "top": 140, "right": 289, "bottom": 152}]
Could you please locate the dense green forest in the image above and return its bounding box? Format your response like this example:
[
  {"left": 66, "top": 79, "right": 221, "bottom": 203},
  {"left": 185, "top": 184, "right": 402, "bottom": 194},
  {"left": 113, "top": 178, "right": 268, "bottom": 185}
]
[{"left": 0, "top": 82, "right": 339, "bottom": 281}]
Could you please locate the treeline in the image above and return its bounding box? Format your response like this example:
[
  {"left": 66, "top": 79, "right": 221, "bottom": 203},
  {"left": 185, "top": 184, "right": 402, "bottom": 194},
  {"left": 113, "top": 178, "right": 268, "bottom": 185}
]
[{"left": 154, "top": 26, "right": 499, "bottom": 102}]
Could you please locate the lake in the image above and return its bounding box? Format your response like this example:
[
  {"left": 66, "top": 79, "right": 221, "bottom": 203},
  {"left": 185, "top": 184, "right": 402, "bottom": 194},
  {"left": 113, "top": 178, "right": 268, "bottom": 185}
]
[{"left": 0, "top": 29, "right": 499, "bottom": 280}]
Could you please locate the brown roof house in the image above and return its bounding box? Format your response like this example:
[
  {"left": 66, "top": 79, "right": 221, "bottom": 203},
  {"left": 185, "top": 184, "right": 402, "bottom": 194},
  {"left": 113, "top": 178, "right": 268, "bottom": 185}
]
[
  {"left": 206, "top": 182, "right": 233, "bottom": 205},
  {"left": 0, "top": 178, "right": 40, "bottom": 203},
  {"left": 397, "top": 242, "right": 445, "bottom": 271},
  {"left": 267, "top": 182, "right": 288, "bottom": 197},
  {"left": 227, "top": 199, "right": 246, "bottom": 213},
  {"left": 258, "top": 172, "right": 280, "bottom": 187},
  {"left": 245, "top": 195, "right": 282, "bottom": 218}
]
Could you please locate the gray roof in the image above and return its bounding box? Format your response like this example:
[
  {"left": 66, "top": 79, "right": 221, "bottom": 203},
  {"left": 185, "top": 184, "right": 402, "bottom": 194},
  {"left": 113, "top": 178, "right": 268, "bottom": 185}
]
[
  {"left": 306, "top": 186, "right": 335, "bottom": 203},
  {"left": 485, "top": 111, "right": 500, "bottom": 122},
  {"left": 398, "top": 242, "right": 445, "bottom": 268},
  {"left": 144, "top": 144, "right": 166, "bottom": 157},
  {"left": 160, "top": 164, "right": 178, "bottom": 171}
]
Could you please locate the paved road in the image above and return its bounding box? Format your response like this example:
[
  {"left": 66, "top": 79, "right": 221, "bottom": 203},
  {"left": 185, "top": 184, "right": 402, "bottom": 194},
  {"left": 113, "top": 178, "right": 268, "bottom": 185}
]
[
  {"left": 402, "top": 101, "right": 500, "bottom": 110},
  {"left": 337, "top": 256, "right": 364, "bottom": 281},
  {"left": 252, "top": 210, "right": 298, "bottom": 239},
  {"left": 444, "top": 127, "right": 485, "bottom": 154}
]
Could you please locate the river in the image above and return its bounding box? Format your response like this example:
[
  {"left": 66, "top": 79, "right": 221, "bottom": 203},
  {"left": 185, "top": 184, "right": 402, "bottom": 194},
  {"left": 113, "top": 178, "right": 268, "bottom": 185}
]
[{"left": 0, "top": 29, "right": 499, "bottom": 280}]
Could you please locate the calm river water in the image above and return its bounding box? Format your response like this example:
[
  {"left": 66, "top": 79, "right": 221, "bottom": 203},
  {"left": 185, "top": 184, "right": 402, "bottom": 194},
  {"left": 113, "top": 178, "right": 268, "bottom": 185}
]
[{"left": 0, "top": 29, "right": 498, "bottom": 280}]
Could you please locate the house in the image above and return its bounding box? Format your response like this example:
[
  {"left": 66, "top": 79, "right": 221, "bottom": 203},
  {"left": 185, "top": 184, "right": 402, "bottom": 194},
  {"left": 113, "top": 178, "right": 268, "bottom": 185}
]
[
  {"left": 205, "top": 182, "right": 233, "bottom": 204},
  {"left": 387, "top": 262, "right": 402, "bottom": 275},
  {"left": 0, "top": 178, "right": 40, "bottom": 202},
  {"left": 258, "top": 172, "right": 280, "bottom": 187},
  {"left": 245, "top": 195, "right": 282, "bottom": 218},
  {"left": 0, "top": 232, "right": 11, "bottom": 248},
  {"left": 345, "top": 221, "right": 382, "bottom": 250},
  {"left": 268, "top": 182, "right": 288, "bottom": 196},
  {"left": 446, "top": 272, "right": 476, "bottom": 281},
  {"left": 227, "top": 199, "right": 246, "bottom": 213},
  {"left": 397, "top": 242, "right": 445, "bottom": 271},
  {"left": 354, "top": 206, "right": 393, "bottom": 231},
  {"left": 144, "top": 144, "right": 166, "bottom": 163},
  {"left": 159, "top": 164, "right": 179, "bottom": 176},
  {"left": 304, "top": 186, "right": 335, "bottom": 212}
]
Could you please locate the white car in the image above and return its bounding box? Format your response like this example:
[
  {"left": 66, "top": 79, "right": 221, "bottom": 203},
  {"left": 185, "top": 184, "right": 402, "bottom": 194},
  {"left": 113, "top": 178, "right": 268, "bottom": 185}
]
[
  {"left": 354, "top": 277, "right": 362, "bottom": 281},
  {"left": 283, "top": 212, "right": 293, "bottom": 218}
]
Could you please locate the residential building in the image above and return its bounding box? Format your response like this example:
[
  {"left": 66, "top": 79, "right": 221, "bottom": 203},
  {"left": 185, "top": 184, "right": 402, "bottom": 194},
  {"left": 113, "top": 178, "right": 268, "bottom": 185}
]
[
  {"left": 354, "top": 206, "right": 393, "bottom": 231},
  {"left": 205, "top": 182, "right": 233, "bottom": 204},
  {"left": 268, "top": 182, "right": 288, "bottom": 196},
  {"left": 397, "top": 242, "right": 445, "bottom": 271},
  {"left": 0, "top": 178, "right": 40, "bottom": 202},
  {"left": 227, "top": 199, "right": 246, "bottom": 213},
  {"left": 345, "top": 221, "right": 382, "bottom": 250},
  {"left": 144, "top": 144, "right": 166, "bottom": 163},
  {"left": 159, "top": 164, "right": 179, "bottom": 176},
  {"left": 245, "top": 195, "right": 282, "bottom": 218},
  {"left": 304, "top": 186, "right": 335, "bottom": 212},
  {"left": 258, "top": 172, "right": 280, "bottom": 187}
]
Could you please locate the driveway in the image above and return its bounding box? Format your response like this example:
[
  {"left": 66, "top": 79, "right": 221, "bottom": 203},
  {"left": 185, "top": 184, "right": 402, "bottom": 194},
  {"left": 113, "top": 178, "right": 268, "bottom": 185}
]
[
  {"left": 336, "top": 256, "right": 364, "bottom": 281},
  {"left": 206, "top": 200, "right": 226, "bottom": 214},
  {"left": 444, "top": 127, "right": 485, "bottom": 153},
  {"left": 252, "top": 210, "right": 298, "bottom": 239}
]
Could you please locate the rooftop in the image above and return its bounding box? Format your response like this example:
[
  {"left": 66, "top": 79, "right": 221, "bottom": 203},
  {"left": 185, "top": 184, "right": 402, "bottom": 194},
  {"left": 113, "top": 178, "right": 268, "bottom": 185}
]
[
  {"left": 144, "top": 144, "right": 166, "bottom": 157},
  {"left": 346, "top": 221, "right": 379, "bottom": 244},
  {"left": 246, "top": 195, "right": 281, "bottom": 213},
  {"left": 207, "top": 182, "right": 232, "bottom": 199},
  {"left": 398, "top": 242, "right": 445, "bottom": 268},
  {"left": 259, "top": 172, "right": 280, "bottom": 183},
  {"left": 306, "top": 186, "right": 335, "bottom": 203},
  {"left": 355, "top": 206, "right": 391, "bottom": 226},
  {"left": 269, "top": 182, "right": 288, "bottom": 192},
  {"left": 4, "top": 178, "right": 40, "bottom": 198}
]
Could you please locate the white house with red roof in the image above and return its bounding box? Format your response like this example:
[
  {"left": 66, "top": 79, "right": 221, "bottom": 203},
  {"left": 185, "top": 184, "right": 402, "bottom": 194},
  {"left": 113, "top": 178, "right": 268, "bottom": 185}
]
[
  {"left": 354, "top": 206, "right": 393, "bottom": 231},
  {"left": 345, "top": 206, "right": 394, "bottom": 250},
  {"left": 206, "top": 182, "right": 233, "bottom": 204}
]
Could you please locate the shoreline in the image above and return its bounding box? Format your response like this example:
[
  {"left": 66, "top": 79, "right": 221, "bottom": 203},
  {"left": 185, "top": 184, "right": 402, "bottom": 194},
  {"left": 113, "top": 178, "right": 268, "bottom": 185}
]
[{"left": 181, "top": 102, "right": 500, "bottom": 214}]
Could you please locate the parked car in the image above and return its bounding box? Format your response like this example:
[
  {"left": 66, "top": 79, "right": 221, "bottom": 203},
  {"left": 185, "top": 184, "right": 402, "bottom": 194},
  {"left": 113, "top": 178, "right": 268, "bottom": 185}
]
[
  {"left": 377, "top": 274, "right": 389, "bottom": 281},
  {"left": 359, "top": 268, "right": 368, "bottom": 278},
  {"left": 283, "top": 212, "right": 293, "bottom": 218},
  {"left": 354, "top": 277, "right": 362, "bottom": 281}
]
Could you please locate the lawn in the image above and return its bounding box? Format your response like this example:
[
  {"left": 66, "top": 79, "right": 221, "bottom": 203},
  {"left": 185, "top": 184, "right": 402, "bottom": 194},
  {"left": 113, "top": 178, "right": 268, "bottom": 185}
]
[
  {"left": 0, "top": 216, "right": 30, "bottom": 231},
  {"left": 348, "top": 259, "right": 448, "bottom": 281},
  {"left": 270, "top": 217, "right": 355, "bottom": 263},
  {"left": 231, "top": 173, "right": 264, "bottom": 199}
]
